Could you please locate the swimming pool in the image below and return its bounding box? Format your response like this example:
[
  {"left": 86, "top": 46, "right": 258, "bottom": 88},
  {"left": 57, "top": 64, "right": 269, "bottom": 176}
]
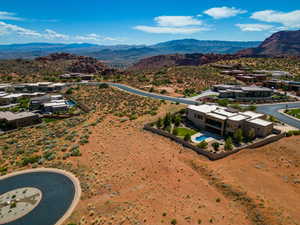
[
  {"left": 195, "top": 135, "right": 210, "bottom": 142},
  {"left": 66, "top": 100, "right": 76, "bottom": 107}
]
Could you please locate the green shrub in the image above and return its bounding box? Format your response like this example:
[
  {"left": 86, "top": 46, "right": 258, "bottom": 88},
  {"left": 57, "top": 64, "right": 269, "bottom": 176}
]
[
  {"left": 233, "top": 129, "right": 243, "bottom": 145},
  {"left": 197, "top": 141, "right": 208, "bottom": 149},
  {"left": 286, "top": 131, "right": 293, "bottom": 137},
  {"left": 217, "top": 99, "right": 229, "bottom": 107},
  {"left": 156, "top": 118, "right": 163, "bottom": 128},
  {"left": 184, "top": 133, "right": 191, "bottom": 142},
  {"left": 225, "top": 137, "right": 233, "bottom": 151},
  {"left": 212, "top": 142, "right": 220, "bottom": 151},
  {"left": 164, "top": 126, "right": 171, "bottom": 133},
  {"left": 98, "top": 83, "right": 109, "bottom": 89},
  {"left": 171, "top": 219, "right": 177, "bottom": 225},
  {"left": 172, "top": 128, "right": 179, "bottom": 136},
  {"left": 21, "top": 155, "right": 41, "bottom": 166}
]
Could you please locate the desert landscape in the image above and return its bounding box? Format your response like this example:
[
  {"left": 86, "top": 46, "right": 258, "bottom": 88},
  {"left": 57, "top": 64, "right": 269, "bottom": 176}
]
[{"left": 60, "top": 94, "right": 300, "bottom": 225}]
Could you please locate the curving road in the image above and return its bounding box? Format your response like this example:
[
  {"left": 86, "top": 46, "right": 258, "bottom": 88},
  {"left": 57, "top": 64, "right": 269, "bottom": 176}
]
[
  {"left": 256, "top": 102, "right": 300, "bottom": 129},
  {"left": 74, "top": 81, "right": 300, "bottom": 128},
  {"left": 76, "top": 82, "right": 200, "bottom": 105}
]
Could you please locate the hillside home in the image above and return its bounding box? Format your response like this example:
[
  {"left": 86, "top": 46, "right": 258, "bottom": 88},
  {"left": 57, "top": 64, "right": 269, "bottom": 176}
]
[
  {"left": 187, "top": 104, "right": 273, "bottom": 138},
  {"left": 212, "top": 85, "right": 273, "bottom": 99},
  {"left": 0, "top": 111, "right": 40, "bottom": 130}
]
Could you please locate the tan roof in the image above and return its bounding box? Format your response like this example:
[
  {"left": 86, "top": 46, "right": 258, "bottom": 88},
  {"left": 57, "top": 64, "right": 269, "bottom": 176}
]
[{"left": 0, "top": 111, "right": 37, "bottom": 121}]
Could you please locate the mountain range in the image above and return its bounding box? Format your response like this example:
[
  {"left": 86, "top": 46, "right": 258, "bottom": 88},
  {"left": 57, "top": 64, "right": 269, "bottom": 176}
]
[
  {"left": 238, "top": 30, "right": 300, "bottom": 56},
  {"left": 0, "top": 39, "right": 261, "bottom": 67}
]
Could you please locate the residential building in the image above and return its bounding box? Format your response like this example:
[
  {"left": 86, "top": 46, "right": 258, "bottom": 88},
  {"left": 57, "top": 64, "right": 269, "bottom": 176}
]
[
  {"left": 0, "top": 93, "right": 24, "bottom": 106},
  {"left": 29, "top": 95, "right": 51, "bottom": 110},
  {"left": 43, "top": 101, "right": 68, "bottom": 113},
  {"left": 212, "top": 85, "right": 273, "bottom": 99},
  {"left": 0, "top": 111, "right": 40, "bottom": 130},
  {"left": 187, "top": 104, "right": 273, "bottom": 137}
]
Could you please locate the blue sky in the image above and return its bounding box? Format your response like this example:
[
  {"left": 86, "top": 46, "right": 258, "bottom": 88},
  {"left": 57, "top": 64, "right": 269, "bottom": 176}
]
[{"left": 0, "top": 0, "right": 300, "bottom": 45}]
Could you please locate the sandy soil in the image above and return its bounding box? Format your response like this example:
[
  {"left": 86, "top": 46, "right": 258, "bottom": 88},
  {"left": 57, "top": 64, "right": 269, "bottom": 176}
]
[{"left": 64, "top": 105, "right": 300, "bottom": 225}]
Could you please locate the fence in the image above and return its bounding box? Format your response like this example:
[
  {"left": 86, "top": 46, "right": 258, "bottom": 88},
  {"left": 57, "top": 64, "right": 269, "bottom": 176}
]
[{"left": 144, "top": 124, "right": 285, "bottom": 161}]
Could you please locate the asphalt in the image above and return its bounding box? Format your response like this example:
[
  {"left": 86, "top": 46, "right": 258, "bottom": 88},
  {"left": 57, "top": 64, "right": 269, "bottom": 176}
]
[
  {"left": 75, "top": 82, "right": 300, "bottom": 129},
  {"left": 0, "top": 171, "right": 76, "bottom": 225},
  {"left": 256, "top": 102, "right": 300, "bottom": 129}
]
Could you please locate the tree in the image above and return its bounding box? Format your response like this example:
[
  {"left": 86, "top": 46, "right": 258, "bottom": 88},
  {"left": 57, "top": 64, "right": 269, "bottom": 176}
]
[
  {"left": 217, "top": 99, "right": 229, "bottom": 107},
  {"left": 174, "top": 115, "right": 181, "bottom": 127},
  {"left": 233, "top": 129, "right": 243, "bottom": 145},
  {"left": 163, "top": 113, "right": 172, "bottom": 128},
  {"left": 172, "top": 128, "right": 178, "bottom": 136},
  {"left": 98, "top": 83, "right": 109, "bottom": 89},
  {"left": 246, "top": 105, "right": 257, "bottom": 111},
  {"left": 225, "top": 137, "right": 233, "bottom": 151},
  {"left": 156, "top": 118, "right": 163, "bottom": 128},
  {"left": 247, "top": 128, "right": 256, "bottom": 141},
  {"left": 184, "top": 133, "right": 191, "bottom": 142},
  {"left": 212, "top": 142, "right": 220, "bottom": 151}
]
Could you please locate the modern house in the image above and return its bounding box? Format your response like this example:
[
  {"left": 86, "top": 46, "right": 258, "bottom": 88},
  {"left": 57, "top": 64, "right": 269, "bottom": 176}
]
[
  {"left": 187, "top": 104, "right": 273, "bottom": 138},
  {"left": 43, "top": 100, "right": 68, "bottom": 113},
  {"left": 29, "top": 95, "right": 52, "bottom": 110},
  {"left": 0, "top": 111, "right": 40, "bottom": 130},
  {"left": 0, "top": 93, "right": 24, "bottom": 106},
  {"left": 212, "top": 85, "right": 273, "bottom": 100},
  {"left": 60, "top": 73, "right": 94, "bottom": 80}
]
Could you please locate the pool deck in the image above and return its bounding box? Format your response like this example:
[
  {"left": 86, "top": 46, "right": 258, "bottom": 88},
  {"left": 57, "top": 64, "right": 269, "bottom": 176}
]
[{"left": 191, "top": 132, "right": 223, "bottom": 144}]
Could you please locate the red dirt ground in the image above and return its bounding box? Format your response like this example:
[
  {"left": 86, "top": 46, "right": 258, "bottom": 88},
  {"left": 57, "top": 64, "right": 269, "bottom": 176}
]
[{"left": 64, "top": 106, "right": 300, "bottom": 225}]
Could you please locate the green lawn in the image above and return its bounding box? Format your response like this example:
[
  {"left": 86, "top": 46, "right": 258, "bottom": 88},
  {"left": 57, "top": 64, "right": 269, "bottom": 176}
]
[
  {"left": 174, "top": 127, "right": 198, "bottom": 137},
  {"left": 287, "top": 108, "right": 300, "bottom": 119}
]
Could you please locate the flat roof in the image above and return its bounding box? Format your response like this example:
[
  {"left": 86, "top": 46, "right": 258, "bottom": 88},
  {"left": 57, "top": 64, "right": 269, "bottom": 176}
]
[
  {"left": 0, "top": 111, "right": 37, "bottom": 121},
  {"left": 248, "top": 118, "right": 272, "bottom": 127},
  {"left": 241, "top": 111, "right": 263, "bottom": 119},
  {"left": 44, "top": 102, "right": 67, "bottom": 107},
  {"left": 188, "top": 104, "right": 220, "bottom": 113},
  {"left": 213, "top": 108, "right": 237, "bottom": 117},
  {"left": 207, "top": 112, "right": 227, "bottom": 120},
  {"left": 228, "top": 114, "right": 248, "bottom": 121},
  {"left": 241, "top": 86, "right": 272, "bottom": 92},
  {"left": 2, "top": 93, "right": 24, "bottom": 98}
]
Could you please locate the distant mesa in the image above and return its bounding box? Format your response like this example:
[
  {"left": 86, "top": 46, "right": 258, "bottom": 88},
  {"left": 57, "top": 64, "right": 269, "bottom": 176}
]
[{"left": 238, "top": 30, "right": 300, "bottom": 56}]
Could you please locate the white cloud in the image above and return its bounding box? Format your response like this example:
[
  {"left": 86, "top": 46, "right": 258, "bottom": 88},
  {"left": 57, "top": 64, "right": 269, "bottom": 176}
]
[
  {"left": 134, "top": 15, "right": 208, "bottom": 34},
  {"left": 0, "top": 21, "right": 120, "bottom": 43},
  {"left": 204, "top": 7, "right": 247, "bottom": 19},
  {"left": 0, "top": 21, "right": 41, "bottom": 37},
  {"left": 134, "top": 25, "right": 205, "bottom": 34},
  {"left": 251, "top": 10, "right": 300, "bottom": 28},
  {"left": 236, "top": 24, "right": 274, "bottom": 32},
  {"left": 0, "top": 11, "right": 24, "bottom": 21},
  {"left": 44, "top": 29, "right": 69, "bottom": 40},
  {"left": 75, "top": 33, "right": 120, "bottom": 42},
  {"left": 154, "top": 16, "right": 202, "bottom": 27}
]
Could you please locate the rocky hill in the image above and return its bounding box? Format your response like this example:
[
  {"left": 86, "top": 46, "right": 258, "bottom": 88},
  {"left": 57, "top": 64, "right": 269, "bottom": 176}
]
[
  {"left": 0, "top": 53, "right": 116, "bottom": 82},
  {"left": 0, "top": 40, "right": 260, "bottom": 67},
  {"left": 129, "top": 53, "right": 240, "bottom": 71},
  {"left": 238, "top": 30, "right": 300, "bottom": 56}
]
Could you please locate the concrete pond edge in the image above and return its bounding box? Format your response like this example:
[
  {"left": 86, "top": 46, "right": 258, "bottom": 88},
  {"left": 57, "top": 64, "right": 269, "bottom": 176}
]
[{"left": 0, "top": 168, "right": 82, "bottom": 225}]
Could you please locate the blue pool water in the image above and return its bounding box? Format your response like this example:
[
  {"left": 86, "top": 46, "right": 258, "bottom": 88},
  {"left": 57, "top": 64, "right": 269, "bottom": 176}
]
[
  {"left": 195, "top": 135, "right": 210, "bottom": 142},
  {"left": 66, "top": 100, "right": 76, "bottom": 107}
]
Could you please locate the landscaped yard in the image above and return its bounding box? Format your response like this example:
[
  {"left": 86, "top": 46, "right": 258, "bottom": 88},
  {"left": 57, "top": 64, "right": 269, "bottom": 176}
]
[
  {"left": 286, "top": 108, "right": 300, "bottom": 119},
  {"left": 173, "top": 127, "right": 198, "bottom": 137}
]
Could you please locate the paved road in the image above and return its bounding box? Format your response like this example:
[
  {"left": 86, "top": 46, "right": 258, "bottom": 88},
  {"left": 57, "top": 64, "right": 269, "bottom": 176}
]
[
  {"left": 77, "top": 82, "right": 200, "bottom": 105},
  {"left": 257, "top": 103, "right": 300, "bottom": 129},
  {"left": 74, "top": 82, "right": 300, "bottom": 128}
]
